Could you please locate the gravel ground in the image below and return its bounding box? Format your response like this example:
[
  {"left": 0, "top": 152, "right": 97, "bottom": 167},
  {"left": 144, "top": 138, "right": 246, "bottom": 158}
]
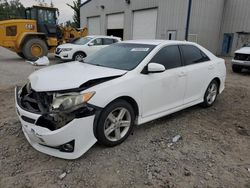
[{"left": 0, "top": 47, "right": 250, "bottom": 188}]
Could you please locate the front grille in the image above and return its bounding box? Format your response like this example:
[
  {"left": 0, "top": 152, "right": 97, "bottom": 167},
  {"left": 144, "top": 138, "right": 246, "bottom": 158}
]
[
  {"left": 234, "top": 53, "right": 250, "bottom": 61},
  {"left": 55, "top": 48, "right": 62, "bottom": 54}
]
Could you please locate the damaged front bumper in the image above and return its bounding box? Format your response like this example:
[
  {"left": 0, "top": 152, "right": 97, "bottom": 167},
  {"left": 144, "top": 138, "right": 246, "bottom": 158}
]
[{"left": 15, "top": 86, "right": 98, "bottom": 159}]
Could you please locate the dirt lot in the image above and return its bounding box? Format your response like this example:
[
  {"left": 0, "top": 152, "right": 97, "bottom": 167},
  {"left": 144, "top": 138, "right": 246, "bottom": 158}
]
[{"left": 0, "top": 47, "right": 250, "bottom": 188}]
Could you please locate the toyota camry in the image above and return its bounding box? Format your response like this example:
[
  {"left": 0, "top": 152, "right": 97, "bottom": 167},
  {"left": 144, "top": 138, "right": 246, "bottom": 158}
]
[{"left": 15, "top": 40, "right": 226, "bottom": 159}]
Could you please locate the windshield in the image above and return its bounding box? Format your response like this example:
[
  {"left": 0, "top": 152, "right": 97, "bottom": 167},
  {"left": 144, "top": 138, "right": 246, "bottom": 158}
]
[
  {"left": 246, "top": 43, "right": 250, "bottom": 47},
  {"left": 73, "top": 37, "right": 92, "bottom": 45},
  {"left": 84, "top": 43, "right": 156, "bottom": 70}
]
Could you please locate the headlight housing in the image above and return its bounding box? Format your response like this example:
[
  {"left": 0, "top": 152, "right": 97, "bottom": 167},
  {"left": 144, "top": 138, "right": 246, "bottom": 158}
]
[
  {"left": 61, "top": 48, "right": 72, "bottom": 52},
  {"left": 52, "top": 92, "right": 95, "bottom": 111}
]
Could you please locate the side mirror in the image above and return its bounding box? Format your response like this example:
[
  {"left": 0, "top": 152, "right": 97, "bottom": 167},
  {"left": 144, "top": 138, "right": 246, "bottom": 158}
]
[
  {"left": 88, "top": 42, "right": 94, "bottom": 46},
  {"left": 146, "top": 63, "right": 165, "bottom": 73}
]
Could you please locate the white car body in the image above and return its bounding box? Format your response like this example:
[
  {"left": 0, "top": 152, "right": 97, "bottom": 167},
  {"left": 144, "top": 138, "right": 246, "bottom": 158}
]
[
  {"left": 55, "top": 35, "right": 121, "bottom": 61},
  {"left": 231, "top": 45, "right": 250, "bottom": 69},
  {"left": 15, "top": 40, "right": 226, "bottom": 159}
]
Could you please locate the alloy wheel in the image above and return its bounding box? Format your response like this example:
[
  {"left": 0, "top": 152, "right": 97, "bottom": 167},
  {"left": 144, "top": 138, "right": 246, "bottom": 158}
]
[
  {"left": 104, "top": 107, "right": 132, "bottom": 142},
  {"left": 206, "top": 83, "right": 218, "bottom": 105},
  {"left": 75, "top": 54, "right": 84, "bottom": 62}
]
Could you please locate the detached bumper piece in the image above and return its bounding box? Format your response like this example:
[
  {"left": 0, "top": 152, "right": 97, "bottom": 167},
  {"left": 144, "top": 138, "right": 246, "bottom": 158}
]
[{"left": 15, "top": 86, "right": 98, "bottom": 159}]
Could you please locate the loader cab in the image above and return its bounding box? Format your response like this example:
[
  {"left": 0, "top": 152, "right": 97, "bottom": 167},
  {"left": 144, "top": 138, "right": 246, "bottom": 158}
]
[{"left": 25, "top": 6, "right": 59, "bottom": 37}]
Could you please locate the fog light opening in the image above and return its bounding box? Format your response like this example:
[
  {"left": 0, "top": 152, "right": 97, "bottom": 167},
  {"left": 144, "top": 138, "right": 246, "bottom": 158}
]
[{"left": 60, "top": 140, "right": 75, "bottom": 153}]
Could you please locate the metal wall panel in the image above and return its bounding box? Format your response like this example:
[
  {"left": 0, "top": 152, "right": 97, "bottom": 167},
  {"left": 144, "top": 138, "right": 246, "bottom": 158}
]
[
  {"left": 189, "top": 0, "right": 225, "bottom": 54},
  {"left": 219, "top": 0, "right": 250, "bottom": 55},
  {"left": 80, "top": 0, "right": 189, "bottom": 40}
]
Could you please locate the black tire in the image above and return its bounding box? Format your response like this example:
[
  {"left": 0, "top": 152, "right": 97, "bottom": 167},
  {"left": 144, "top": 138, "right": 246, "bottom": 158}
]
[
  {"left": 96, "top": 99, "right": 135, "bottom": 147},
  {"left": 22, "top": 38, "right": 48, "bottom": 61},
  {"left": 73, "top": 52, "right": 86, "bottom": 62},
  {"left": 202, "top": 80, "right": 219, "bottom": 108},
  {"left": 232, "top": 65, "right": 242, "bottom": 73},
  {"left": 16, "top": 52, "right": 25, "bottom": 59}
]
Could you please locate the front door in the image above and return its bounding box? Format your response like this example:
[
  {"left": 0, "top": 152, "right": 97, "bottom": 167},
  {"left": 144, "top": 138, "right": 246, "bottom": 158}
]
[
  {"left": 141, "top": 45, "right": 186, "bottom": 117},
  {"left": 87, "top": 38, "right": 104, "bottom": 56}
]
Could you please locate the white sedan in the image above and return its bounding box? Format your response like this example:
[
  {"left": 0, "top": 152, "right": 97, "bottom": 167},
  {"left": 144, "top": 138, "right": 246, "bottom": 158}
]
[
  {"left": 55, "top": 35, "right": 121, "bottom": 61},
  {"left": 15, "top": 40, "right": 226, "bottom": 159}
]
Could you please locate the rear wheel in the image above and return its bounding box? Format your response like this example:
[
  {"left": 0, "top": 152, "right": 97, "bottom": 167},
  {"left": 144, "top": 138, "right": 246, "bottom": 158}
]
[
  {"left": 22, "top": 38, "right": 48, "bottom": 61},
  {"left": 232, "top": 65, "right": 242, "bottom": 73},
  {"left": 202, "top": 80, "right": 219, "bottom": 107},
  {"left": 96, "top": 100, "right": 135, "bottom": 147}
]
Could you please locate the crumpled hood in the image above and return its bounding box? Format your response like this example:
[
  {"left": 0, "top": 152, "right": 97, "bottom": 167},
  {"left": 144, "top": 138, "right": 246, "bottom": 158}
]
[
  {"left": 29, "top": 62, "right": 127, "bottom": 92},
  {"left": 235, "top": 47, "right": 250, "bottom": 54}
]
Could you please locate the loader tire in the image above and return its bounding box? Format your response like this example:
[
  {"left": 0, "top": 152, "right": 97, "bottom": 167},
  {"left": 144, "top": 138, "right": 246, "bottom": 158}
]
[
  {"left": 16, "top": 52, "right": 25, "bottom": 59},
  {"left": 22, "top": 38, "right": 48, "bottom": 61}
]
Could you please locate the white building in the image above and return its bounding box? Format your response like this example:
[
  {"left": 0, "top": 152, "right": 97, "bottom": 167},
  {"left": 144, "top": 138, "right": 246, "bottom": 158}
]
[{"left": 80, "top": 0, "right": 250, "bottom": 55}]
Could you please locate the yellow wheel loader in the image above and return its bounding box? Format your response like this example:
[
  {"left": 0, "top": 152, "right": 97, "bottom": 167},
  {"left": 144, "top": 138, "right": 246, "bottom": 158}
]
[{"left": 0, "top": 6, "right": 88, "bottom": 61}]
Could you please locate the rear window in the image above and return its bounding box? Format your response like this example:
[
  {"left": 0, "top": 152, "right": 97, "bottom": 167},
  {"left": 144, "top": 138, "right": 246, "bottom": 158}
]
[{"left": 180, "top": 45, "right": 210, "bottom": 65}]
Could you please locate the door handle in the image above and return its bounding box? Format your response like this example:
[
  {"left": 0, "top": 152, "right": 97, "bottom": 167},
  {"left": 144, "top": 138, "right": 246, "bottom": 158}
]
[
  {"left": 178, "top": 72, "right": 186, "bottom": 77},
  {"left": 208, "top": 65, "right": 214, "bottom": 70}
]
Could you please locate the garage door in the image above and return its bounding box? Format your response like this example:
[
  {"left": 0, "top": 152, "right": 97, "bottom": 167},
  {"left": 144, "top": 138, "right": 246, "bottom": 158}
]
[
  {"left": 87, "top": 16, "right": 101, "bottom": 35},
  {"left": 107, "top": 13, "right": 124, "bottom": 39},
  {"left": 133, "top": 9, "right": 158, "bottom": 39},
  {"left": 107, "top": 13, "right": 124, "bottom": 29}
]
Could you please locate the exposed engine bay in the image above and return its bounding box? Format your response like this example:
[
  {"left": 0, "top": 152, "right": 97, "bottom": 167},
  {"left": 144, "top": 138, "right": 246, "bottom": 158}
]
[{"left": 17, "top": 83, "right": 96, "bottom": 131}]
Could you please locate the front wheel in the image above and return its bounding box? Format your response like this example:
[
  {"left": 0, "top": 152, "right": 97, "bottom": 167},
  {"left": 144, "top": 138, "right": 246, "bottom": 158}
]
[
  {"left": 96, "top": 100, "right": 135, "bottom": 147},
  {"left": 73, "top": 52, "right": 86, "bottom": 62},
  {"left": 22, "top": 38, "right": 48, "bottom": 61},
  {"left": 202, "top": 80, "right": 219, "bottom": 107}
]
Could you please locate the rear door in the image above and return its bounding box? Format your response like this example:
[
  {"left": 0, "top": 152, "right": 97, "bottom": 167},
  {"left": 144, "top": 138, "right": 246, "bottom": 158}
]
[
  {"left": 141, "top": 45, "right": 187, "bottom": 117},
  {"left": 179, "top": 45, "right": 214, "bottom": 104}
]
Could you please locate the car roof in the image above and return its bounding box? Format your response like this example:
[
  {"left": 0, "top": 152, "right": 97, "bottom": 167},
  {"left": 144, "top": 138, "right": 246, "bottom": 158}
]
[
  {"left": 87, "top": 35, "right": 121, "bottom": 39},
  {"left": 121, "top": 40, "right": 196, "bottom": 46}
]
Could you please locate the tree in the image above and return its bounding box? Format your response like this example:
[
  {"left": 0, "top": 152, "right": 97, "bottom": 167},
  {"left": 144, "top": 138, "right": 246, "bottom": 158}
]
[
  {"left": 0, "top": 0, "right": 25, "bottom": 21},
  {"left": 67, "top": 0, "right": 81, "bottom": 28},
  {"left": 65, "top": 20, "right": 72, "bottom": 27}
]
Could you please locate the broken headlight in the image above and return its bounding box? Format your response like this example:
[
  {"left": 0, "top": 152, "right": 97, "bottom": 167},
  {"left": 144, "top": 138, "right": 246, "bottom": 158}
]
[{"left": 52, "top": 92, "right": 95, "bottom": 110}]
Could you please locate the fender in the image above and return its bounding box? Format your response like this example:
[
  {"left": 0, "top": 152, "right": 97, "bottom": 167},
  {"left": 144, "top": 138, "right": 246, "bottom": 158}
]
[{"left": 17, "top": 32, "right": 47, "bottom": 51}]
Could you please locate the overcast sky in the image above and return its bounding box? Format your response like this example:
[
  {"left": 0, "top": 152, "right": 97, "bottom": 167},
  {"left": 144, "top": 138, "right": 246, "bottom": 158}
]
[{"left": 20, "top": 0, "right": 84, "bottom": 23}]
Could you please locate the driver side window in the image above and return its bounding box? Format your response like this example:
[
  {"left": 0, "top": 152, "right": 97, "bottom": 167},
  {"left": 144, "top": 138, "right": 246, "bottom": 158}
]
[
  {"left": 151, "top": 45, "right": 182, "bottom": 70},
  {"left": 92, "top": 38, "right": 102, "bottom": 46}
]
